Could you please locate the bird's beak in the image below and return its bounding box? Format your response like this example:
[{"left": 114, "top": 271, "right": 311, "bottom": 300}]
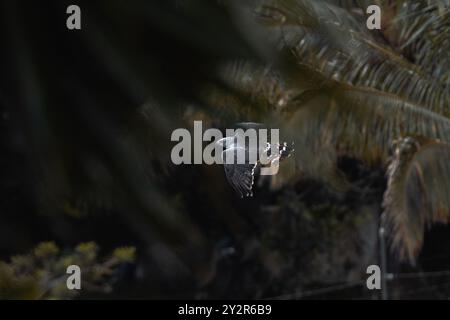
[{"left": 216, "top": 137, "right": 230, "bottom": 148}]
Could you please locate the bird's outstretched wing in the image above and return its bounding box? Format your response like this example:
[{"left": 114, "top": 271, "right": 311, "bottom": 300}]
[{"left": 222, "top": 148, "right": 257, "bottom": 197}]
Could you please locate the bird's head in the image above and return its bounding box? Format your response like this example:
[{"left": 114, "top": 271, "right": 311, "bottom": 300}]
[{"left": 216, "top": 136, "right": 235, "bottom": 149}]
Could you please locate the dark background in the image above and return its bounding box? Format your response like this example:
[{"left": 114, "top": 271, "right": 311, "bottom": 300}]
[{"left": 1, "top": 0, "right": 450, "bottom": 299}]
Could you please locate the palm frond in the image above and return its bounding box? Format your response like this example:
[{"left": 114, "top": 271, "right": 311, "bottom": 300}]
[
  {"left": 385, "top": 1, "right": 450, "bottom": 89},
  {"left": 283, "top": 78, "right": 450, "bottom": 188},
  {"left": 382, "top": 138, "right": 450, "bottom": 264},
  {"left": 258, "top": 0, "right": 450, "bottom": 116}
]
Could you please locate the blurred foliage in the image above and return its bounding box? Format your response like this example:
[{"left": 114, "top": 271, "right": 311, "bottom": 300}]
[{"left": 0, "top": 242, "right": 135, "bottom": 299}]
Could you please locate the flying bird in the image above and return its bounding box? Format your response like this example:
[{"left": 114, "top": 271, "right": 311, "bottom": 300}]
[{"left": 217, "top": 123, "right": 294, "bottom": 198}]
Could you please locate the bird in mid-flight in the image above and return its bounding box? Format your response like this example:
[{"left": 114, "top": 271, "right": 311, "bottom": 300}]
[{"left": 216, "top": 123, "right": 294, "bottom": 198}]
